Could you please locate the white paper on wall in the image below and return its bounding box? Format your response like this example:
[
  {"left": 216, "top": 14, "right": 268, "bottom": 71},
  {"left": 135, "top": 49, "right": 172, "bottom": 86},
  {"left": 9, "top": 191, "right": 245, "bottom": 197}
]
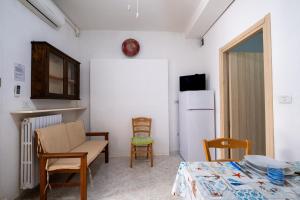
[{"left": 14, "top": 63, "right": 25, "bottom": 82}]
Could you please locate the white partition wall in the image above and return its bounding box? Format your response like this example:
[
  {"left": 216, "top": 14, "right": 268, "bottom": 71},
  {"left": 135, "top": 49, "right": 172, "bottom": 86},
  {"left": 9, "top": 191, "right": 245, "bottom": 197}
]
[{"left": 90, "top": 59, "right": 169, "bottom": 156}]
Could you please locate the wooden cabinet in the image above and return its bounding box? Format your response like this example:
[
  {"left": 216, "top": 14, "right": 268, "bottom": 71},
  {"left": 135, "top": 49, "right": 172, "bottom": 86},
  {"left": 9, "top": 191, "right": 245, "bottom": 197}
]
[{"left": 31, "top": 41, "right": 80, "bottom": 99}]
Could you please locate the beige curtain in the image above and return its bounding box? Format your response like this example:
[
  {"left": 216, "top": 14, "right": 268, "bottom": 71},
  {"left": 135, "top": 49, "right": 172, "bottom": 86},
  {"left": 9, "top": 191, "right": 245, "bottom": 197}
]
[{"left": 228, "top": 52, "right": 265, "bottom": 159}]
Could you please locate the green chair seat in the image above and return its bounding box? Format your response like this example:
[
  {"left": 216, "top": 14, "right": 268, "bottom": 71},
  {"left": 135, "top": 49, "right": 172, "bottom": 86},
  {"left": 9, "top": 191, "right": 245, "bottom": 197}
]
[{"left": 131, "top": 136, "right": 153, "bottom": 146}]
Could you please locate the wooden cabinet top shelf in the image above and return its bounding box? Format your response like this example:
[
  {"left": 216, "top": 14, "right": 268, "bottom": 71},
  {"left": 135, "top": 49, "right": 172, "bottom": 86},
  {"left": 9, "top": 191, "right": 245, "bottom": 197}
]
[{"left": 32, "top": 41, "right": 80, "bottom": 64}]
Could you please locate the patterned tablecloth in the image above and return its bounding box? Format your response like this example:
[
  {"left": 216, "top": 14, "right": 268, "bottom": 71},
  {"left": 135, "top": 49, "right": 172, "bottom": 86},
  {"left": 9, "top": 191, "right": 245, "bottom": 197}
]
[{"left": 172, "top": 162, "right": 300, "bottom": 200}]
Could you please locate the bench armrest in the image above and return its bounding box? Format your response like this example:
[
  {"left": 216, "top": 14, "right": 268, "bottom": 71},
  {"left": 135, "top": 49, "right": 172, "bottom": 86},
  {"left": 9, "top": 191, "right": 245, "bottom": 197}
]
[
  {"left": 86, "top": 132, "right": 109, "bottom": 140},
  {"left": 41, "top": 152, "right": 88, "bottom": 159}
]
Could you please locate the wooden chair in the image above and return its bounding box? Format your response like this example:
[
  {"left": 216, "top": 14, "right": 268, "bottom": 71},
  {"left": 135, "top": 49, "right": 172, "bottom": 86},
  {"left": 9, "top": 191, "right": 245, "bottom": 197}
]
[
  {"left": 130, "top": 117, "right": 153, "bottom": 167},
  {"left": 203, "top": 138, "right": 251, "bottom": 162}
]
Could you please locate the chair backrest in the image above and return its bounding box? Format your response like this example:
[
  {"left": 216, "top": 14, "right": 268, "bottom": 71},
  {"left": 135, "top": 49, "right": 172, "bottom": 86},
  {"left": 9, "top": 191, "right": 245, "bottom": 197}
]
[
  {"left": 203, "top": 138, "right": 251, "bottom": 162},
  {"left": 132, "top": 117, "right": 152, "bottom": 137}
]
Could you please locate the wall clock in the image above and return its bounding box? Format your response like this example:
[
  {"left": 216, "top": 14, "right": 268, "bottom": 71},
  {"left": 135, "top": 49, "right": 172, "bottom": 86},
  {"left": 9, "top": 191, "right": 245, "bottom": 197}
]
[{"left": 122, "top": 38, "right": 140, "bottom": 57}]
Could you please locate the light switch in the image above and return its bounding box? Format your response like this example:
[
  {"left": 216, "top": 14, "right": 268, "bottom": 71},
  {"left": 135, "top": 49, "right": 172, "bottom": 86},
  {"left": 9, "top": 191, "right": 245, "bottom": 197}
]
[
  {"left": 278, "top": 96, "right": 292, "bottom": 104},
  {"left": 14, "top": 85, "right": 21, "bottom": 97}
]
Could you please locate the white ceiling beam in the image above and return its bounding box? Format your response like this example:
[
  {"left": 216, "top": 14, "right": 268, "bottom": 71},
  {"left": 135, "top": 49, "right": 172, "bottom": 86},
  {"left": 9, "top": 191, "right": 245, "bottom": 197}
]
[{"left": 185, "top": 0, "right": 234, "bottom": 39}]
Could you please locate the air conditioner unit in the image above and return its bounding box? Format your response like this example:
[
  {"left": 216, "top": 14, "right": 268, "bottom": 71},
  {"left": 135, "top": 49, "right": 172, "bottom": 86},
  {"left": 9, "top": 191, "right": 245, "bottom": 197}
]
[{"left": 19, "top": 0, "right": 66, "bottom": 29}]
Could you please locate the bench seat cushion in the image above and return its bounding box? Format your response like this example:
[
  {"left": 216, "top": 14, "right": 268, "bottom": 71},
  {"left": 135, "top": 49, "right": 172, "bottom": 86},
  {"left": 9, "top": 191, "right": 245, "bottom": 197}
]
[{"left": 47, "top": 140, "right": 108, "bottom": 171}]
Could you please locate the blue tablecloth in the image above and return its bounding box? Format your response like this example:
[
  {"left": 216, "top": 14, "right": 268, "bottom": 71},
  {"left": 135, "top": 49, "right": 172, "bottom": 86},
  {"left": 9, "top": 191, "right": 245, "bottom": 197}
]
[{"left": 172, "top": 162, "right": 300, "bottom": 200}]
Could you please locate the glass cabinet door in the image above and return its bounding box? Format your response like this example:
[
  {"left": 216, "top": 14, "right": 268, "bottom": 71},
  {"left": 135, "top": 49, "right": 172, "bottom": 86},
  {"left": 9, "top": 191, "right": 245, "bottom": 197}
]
[
  {"left": 49, "top": 52, "right": 64, "bottom": 95},
  {"left": 67, "top": 61, "right": 76, "bottom": 96}
]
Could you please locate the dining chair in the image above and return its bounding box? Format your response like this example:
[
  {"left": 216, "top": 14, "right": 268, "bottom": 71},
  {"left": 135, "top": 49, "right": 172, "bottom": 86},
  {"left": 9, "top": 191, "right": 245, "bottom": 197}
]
[
  {"left": 203, "top": 138, "right": 251, "bottom": 162},
  {"left": 130, "top": 117, "right": 153, "bottom": 168}
]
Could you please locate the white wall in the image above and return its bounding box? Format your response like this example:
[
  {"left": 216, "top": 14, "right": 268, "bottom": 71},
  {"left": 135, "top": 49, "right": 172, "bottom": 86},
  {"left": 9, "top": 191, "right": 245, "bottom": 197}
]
[
  {"left": 0, "top": 0, "right": 87, "bottom": 199},
  {"left": 79, "top": 31, "right": 203, "bottom": 153},
  {"left": 0, "top": 3, "right": 203, "bottom": 198},
  {"left": 90, "top": 59, "right": 169, "bottom": 156},
  {"left": 199, "top": 0, "right": 300, "bottom": 161}
]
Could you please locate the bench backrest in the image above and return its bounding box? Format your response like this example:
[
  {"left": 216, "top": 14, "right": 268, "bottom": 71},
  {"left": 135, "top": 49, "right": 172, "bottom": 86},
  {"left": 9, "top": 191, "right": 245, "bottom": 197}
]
[
  {"left": 36, "top": 121, "right": 87, "bottom": 155},
  {"left": 65, "top": 121, "right": 86, "bottom": 149}
]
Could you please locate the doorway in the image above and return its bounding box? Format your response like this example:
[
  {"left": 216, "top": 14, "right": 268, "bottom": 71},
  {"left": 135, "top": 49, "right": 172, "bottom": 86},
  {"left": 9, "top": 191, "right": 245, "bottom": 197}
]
[{"left": 219, "top": 14, "right": 274, "bottom": 159}]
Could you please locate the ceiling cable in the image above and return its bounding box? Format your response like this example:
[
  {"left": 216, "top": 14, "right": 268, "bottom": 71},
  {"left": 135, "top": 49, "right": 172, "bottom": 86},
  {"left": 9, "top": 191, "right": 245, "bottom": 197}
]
[
  {"left": 201, "top": 0, "right": 235, "bottom": 39},
  {"left": 127, "top": 0, "right": 131, "bottom": 11},
  {"left": 136, "top": 0, "right": 139, "bottom": 18}
]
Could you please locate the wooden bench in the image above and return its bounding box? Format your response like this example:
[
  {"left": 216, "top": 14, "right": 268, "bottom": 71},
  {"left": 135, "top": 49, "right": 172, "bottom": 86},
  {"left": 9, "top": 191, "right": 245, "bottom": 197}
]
[{"left": 35, "top": 121, "right": 109, "bottom": 200}]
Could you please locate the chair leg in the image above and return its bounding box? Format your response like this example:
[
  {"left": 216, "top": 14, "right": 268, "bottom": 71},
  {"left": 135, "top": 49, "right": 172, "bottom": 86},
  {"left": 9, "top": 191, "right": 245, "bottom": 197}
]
[
  {"left": 134, "top": 146, "right": 137, "bottom": 160},
  {"left": 130, "top": 144, "right": 133, "bottom": 168},
  {"left": 80, "top": 156, "right": 87, "bottom": 200},
  {"left": 147, "top": 145, "right": 149, "bottom": 159},
  {"left": 39, "top": 157, "right": 47, "bottom": 200},
  {"left": 105, "top": 144, "right": 109, "bottom": 163},
  {"left": 150, "top": 144, "right": 153, "bottom": 167}
]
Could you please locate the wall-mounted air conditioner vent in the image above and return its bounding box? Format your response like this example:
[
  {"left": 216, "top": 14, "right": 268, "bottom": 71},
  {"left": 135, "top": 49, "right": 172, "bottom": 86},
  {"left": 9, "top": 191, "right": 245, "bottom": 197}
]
[{"left": 19, "top": 0, "right": 66, "bottom": 29}]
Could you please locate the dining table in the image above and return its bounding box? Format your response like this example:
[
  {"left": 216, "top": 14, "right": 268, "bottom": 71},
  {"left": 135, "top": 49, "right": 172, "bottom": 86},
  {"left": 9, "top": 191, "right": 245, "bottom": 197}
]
[{"left": 172, "top": 161, "right": 300, "bottom": 200}]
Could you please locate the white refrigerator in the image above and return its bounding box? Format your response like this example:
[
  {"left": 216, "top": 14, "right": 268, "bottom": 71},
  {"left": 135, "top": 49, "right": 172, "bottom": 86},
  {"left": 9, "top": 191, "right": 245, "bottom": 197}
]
[{"left": 179, "top": 90, "right": 215, "bottom": 161}]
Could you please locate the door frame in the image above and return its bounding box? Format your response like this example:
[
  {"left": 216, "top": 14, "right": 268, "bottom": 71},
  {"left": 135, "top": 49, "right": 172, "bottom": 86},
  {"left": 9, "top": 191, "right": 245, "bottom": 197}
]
[{"left": 219, "top": 14, "right": 274, "bottom": 158}]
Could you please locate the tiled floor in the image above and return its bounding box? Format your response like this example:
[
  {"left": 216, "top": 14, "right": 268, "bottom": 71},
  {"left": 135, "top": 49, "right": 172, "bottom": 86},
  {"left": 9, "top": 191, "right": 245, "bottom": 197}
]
[{"left": 19, "top": 154, "right": 182, "bottom": 200}]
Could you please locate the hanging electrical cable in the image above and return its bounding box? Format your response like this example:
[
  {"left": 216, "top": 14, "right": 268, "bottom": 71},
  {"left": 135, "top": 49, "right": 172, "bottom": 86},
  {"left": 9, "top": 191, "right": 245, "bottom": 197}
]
[
  {"left": 127, "top": 0, "right": 131, "bottom": 11},
  {"left": 127, "top": 0, "right": 139, "bottom": 18},
  {"left": 136, "top": 0, "right": 139, "bottom": 18}
]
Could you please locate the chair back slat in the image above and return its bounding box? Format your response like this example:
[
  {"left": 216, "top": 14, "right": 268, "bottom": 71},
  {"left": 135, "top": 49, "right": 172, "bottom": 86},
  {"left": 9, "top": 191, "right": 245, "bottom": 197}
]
[
  {"left": 203, "top": 138, "right": 251, "bottom": 162},
  {"left": 132, "top": 117, "right": 152, "bottom": 136}
]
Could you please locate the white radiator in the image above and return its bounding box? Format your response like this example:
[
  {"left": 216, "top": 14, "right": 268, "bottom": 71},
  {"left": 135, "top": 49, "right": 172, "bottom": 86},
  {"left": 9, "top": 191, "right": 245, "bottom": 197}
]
[{"left": 20, "top": 114, "right": 62, "bottom": 189}]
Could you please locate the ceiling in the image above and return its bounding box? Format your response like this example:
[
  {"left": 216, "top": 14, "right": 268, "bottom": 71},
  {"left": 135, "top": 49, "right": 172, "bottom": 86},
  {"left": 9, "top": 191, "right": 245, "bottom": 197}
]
[{"left": 53, "top": 0, "right": 202, "bottom": 32}]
